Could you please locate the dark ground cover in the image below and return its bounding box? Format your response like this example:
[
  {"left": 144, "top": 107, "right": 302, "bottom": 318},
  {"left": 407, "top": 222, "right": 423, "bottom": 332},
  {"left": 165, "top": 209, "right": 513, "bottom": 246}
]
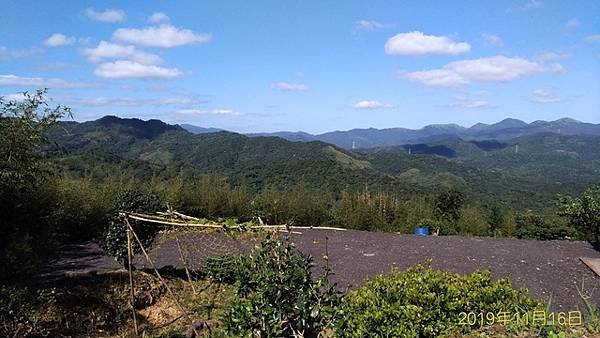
[
  {"left": 290, "top": 230, "right": 600, "bottom": 313},
  {"left": 39, "top": 229, "right": 600, "bottom": 314}
]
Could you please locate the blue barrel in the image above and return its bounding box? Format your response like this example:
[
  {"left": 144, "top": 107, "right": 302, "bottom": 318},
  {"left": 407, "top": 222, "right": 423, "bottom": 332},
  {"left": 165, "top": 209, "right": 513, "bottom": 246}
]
[{"left": 413, "top": 226, "right": 429, "bottom": 236}]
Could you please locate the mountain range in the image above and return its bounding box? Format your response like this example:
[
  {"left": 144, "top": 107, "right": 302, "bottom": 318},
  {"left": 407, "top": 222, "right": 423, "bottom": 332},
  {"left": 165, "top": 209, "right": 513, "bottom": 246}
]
[
  {"left": 183, "top": 117, "right": 600, "bottom": 150},
  {"left": 47, "top": 115, "right": 600, "bottom": 211}
]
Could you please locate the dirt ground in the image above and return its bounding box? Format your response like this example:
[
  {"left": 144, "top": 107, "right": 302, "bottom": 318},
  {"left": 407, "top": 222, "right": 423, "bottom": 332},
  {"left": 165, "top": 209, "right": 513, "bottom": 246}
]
[
  {"left": 289, "top": 229, "right": 600, "bottom": 312},
  {"left": 39, "top": 229, "right": 600, "bottom": 313}
]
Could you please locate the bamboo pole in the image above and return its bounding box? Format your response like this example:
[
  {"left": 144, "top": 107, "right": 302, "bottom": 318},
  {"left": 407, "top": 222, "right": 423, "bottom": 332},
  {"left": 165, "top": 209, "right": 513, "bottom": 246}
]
[
  {"left": 175, "top": 235, "right": 196, "bottom": 294},
  {"left": 123, "top": 213, "right": 223, "bottom": 228},
  {"left": 125, "top": 217, "right": 199, "bottom": 337},
  {"left": 120, "top": 212, "right": 347, "bottom": 231},
  {"left": 126, "top": 221, "right": 138, "bottom": 335}
]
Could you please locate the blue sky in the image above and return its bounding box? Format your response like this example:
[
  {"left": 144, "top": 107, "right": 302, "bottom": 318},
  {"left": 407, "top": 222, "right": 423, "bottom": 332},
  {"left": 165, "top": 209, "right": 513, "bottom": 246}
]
[{"left": 0, "top": 0, "right": 599, "bottom": 133}]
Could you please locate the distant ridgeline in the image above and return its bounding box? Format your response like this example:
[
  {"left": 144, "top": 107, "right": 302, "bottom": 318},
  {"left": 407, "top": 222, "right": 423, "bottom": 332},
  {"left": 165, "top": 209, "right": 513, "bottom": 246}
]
[
  {"left": 237, "top": 117, "right": 600, "bottom": 150},
  {"left": 48, "top": 115, "right": 600, "bottom": 211}
]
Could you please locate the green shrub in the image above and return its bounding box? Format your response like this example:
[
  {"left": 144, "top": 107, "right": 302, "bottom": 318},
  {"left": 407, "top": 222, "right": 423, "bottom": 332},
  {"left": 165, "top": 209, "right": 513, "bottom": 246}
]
[
  {"left": 434, "top": 188, "right": 465, "bottom": 224},
  {"left": 514, "top": 213, "right": 577, "bottom": 240},
  {"left": 560, "top": 185, "right": 600, "bottom": 243},
  {"left": 224, "top": 236, "right": 340, "bottom": 337},
  {"left": 204, "top": 253, "right": 249, "bottom": 284},
  {"left": 336, "top": 264, "right": 539, "bottom": 338},
  {"left": 100, "top": 188, "right": 164, "bottom": 264}
]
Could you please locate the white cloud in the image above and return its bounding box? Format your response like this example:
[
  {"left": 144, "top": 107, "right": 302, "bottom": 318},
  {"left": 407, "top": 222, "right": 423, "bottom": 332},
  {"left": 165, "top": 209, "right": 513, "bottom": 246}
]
[
  {"left": 271, "top": 82, "right": 309, "bottom": 91},
  {"left": 0, "top": 46, "right": 42, "bottom": 60},
  {"left": 400, "top": 55, "right": 561, "bottom": 87},
  {"left": 565, "top": 18, "right": 580, "bottom": 29},
  {"left": 148, "top": 12, "right": 170, "bottom": 24},
  {"left": 549, "top": 63, "right": 565, "bottom": 74},
  {"left": 0, "top": 74, "right": 92, "bottom": 88},
  {"left": 537, "top": 51, "right": 568, "bottom": 61},
  {"left": 585, "top": 34, "right": 600, "bottom": 42},
  {"left": 507, "top": 0, "right": 543, "bottom": 12},
  {"left": 355, "top": 20, "right": 393, "bottom": 31},
  {"left": 64, "top": 96, "right": 200, "bottom": 107},
  {"left": 451, "top": 57, "right": 545, "bottom": 81},
  {"left": 385, "top": 31, "right": 471, "bottom": 56},
  {"left": 532, "top": 89, "right": 561, "bottom": 103},
  {"left": 83, "top": 41, "right": 163, "bottom": 65},
  {"left": 43, "top": 33, "right": 75, "bottom": 47},
  {"left": 523, "top": 0, "right": 543, "bottom": 10},
  {"left": 94, "top": 61, "right": 181, "bottom": 79},
  {"left": 400, "top": 69, "right": 470, "bottom": 87},
  {"left": 481, "top": 33, "right": 503, "bottom": 47},
  {"left": 177, "top": 108, "right": 241, "bottom": 116},
  {"left": 453, "top": 100, "right": 492, "bottom": 108},
  {"left": 37, "top": 62, "right": 79, "bottom": 72},
  {"left": 353, "top": 100, "right": 393, "bottom": 109},
  {"left": 0, "top": 93, "right": 27, "bottom": 102},
  {"left": 113, "top": 24, "right": 212, "bottom": 48},
  {"left": 472, "top": 90, "right": 492, "bottom": 97},
  {"left": 448, "top": 96, "right": 494, "bottom": 109},
  {"left": 85, "top": 8, "right": 125, "bottom": 23}
]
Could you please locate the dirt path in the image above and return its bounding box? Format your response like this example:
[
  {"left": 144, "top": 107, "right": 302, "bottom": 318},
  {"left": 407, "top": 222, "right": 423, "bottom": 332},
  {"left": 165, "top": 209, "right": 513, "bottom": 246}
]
[
  {"left": 36, "top": 242, "right": 121, "bottom": 280},
  {"left": 39, "top": 230, "right": 600, "bottom": 312}
]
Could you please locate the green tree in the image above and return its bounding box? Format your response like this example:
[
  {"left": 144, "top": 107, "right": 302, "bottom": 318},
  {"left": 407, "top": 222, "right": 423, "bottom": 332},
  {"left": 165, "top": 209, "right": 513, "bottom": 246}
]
[
  {"left": 0, "top": 90, "right": 71, "bottom": 278},
  {"left": 488, "top": 204, "right": 505, "bottom": 235},
  {"left": 560, "top": 185, "right": 600, "bottom": 243},
  {"left": 0, "top": 90, "right": 70, "bottom": 185},
  {"left": 433, "top": 188, "right": 465, "bottom": 225}
]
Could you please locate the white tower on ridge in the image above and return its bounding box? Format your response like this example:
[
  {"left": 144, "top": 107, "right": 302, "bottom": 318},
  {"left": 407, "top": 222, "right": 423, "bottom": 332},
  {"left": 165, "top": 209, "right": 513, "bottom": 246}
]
[{"left": 352, "top": 140, "right": 356, "bottom": 150}]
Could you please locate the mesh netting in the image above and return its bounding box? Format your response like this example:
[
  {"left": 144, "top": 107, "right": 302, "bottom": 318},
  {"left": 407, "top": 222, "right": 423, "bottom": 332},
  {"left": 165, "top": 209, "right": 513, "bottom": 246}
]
[
  {"left": 138, "top": 228, "right": 257, "bottom": 272},
  {"left": 124, "top": 211, "right": 272, "bottom": 276}
]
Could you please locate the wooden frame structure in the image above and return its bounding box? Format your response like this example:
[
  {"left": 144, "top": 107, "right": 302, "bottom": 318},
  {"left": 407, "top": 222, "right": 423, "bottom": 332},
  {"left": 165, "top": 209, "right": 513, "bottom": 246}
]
[{"left": 119, "top": 210, "right": 346, "bottom": 335}]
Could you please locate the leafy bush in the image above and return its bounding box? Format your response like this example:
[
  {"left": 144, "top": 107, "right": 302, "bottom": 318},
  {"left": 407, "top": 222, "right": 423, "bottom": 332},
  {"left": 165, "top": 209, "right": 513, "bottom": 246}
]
[
  {"left": 337, "top": 264, "right": 539, "bottom": 338},
  {"left": 434, "top": 188, "right": 465, "bottom": 224},
  {"left": 560, "top": 185, "right": 600, "bottom": 243},
  {"left": 204, "top": 253, "right": 249, "bottom": 284},
  {"left": 455, "top": 206, "right": 492, "bottom": 236},
  {"left": 514, "top": 213, "right": 577, "bottom": 240},
  {"left": 224, "top": 236, "right": 340, "bottom": 337},
  {"left": 100, "top": 188, "right": 164, "bottom": 264}
]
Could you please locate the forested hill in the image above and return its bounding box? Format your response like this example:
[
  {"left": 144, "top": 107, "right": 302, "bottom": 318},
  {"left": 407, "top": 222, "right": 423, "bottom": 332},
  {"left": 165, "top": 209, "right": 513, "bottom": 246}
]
[
  {"left": 48, "top": 116, "right": 385, "bottom": 190},
  {"left": 48, "top": 116, "right": 600, "bottom": 211},
  {"left": 357, "top": 132, "right": 600, "bottom": 207}
]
